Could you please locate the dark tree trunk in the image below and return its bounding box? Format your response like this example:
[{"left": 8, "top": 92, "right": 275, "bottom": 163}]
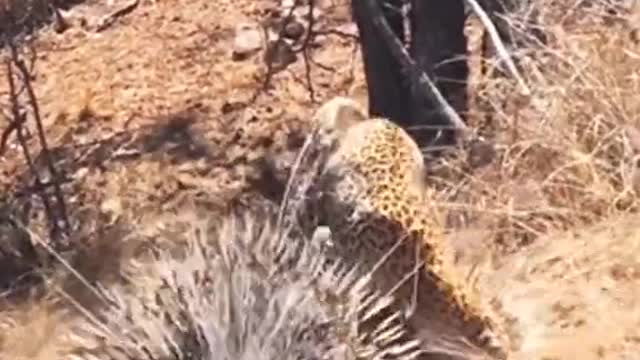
[
  {"left": 351, "top": 0, "right": 548, "bottom": 150},
  {"left": 350, "top": 0, "right": 412, "bottom": 129},
  {"left": 351, "top": 0, "right": 468, "bottom": 150},
  {"left": 408, "top": 0, "right": 468, "bottom": 149}
]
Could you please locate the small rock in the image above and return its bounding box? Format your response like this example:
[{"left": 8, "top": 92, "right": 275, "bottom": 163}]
[
  {"left": 311, "top": 226, "right": 332, "bottom": 245},
  {"left": 264, "top": 40, "right": 297, "bottom": 71},
  {"left": 283, "top": 19, "right": 305, "bottom": 40},
  {"left": 281, "top": 0, "right": 309, "bottom": 9},
  {"left": 466, "top": 137, "right": 496, "bottom": 169},
  {"left": 221, "top": 101, "right": 245, "bottom": 114},
  {"left": 286, "top": 125, "right": 306, "bottom": 150},
  {"left": 100, "top": 197, "right": 123, "bottom": 219},
  {"left": 281, "top": 0, "right": 296, "bottom": 9},
  {"left": 266, "top": 6, "right": 281, "bottom": 19},
  {"left": 631, "top": 28, "right": 640, "bottom": 44},
  {"left": 232, "top": 22, "right": 263, "bottom": 61}
]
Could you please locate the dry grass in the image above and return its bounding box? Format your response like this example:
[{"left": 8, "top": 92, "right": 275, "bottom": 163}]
[
  {"left": 0, "top": 298, "right": 73, "bottom": 360},
  {"left": 445, "top": 0, "right": 640, "bottom": 254},
  {"left": 0, "top": 0, "right": 639, "bottom": 359},
  {"left": 447, "top": 2, "right": 640, "bottom": 358}
]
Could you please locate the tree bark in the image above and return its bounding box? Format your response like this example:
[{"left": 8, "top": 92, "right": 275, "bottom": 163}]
[
  {"left": 408, "top": 0, "right": 468, "bottom": 149},
  {"left": 351, "top": 0, "right": 547, "bottom": 150},
  {"left": 351, "top": 0, "right": 412, "bottom": 128}
]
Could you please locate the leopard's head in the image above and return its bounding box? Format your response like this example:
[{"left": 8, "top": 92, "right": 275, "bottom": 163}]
[{"left": 311, "top": 96, "right": 367, "bottom": 150}]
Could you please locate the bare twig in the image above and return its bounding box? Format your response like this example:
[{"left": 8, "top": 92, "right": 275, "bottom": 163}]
[
  {"left": 465, "top": 0, "right": 531, "bottom": 96},
  {"left": 309, "top": 57, "right": 336, "bottom": 72},
  {"left": 314, "top": 28, "right": 359, "bottom": 40},
  {"left": 10, "top": 45, "right": 70, "bottom": 237},
  {"left": 5, "top": 59, "right": 57, "bottom": 234},
  {"left": 254, "top": 0, "right": 351, "bottom": 104},
  {"left": 3, "top": 26, "right": 71, "bottom": 243},
  {"left": 363, "top": 0, "right": 469, "bottom": 134},
  {"left": 0, "top": 110, "right": 22, "bottom": 155},
  {"left": 251, "top": 0, "right": 301, "bottom": 103},
  {"left": 300, "top": 0, "right": 316, "bottom": 102}
]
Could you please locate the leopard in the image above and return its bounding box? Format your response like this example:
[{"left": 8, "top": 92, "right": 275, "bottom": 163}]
[{"left": 303, "top": 96, "right": 512, "bottom": 360}]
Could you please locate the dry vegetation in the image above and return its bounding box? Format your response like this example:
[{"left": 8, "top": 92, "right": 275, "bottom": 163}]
[
  {"left": 0, "top": 0, "right": 639, "bottom": 359},
  {"left": 454, "top": 1, "right": 640, "bottom": 254}
]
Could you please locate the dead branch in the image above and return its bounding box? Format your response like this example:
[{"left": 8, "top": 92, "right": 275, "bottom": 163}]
[
  {"left": 251, "top": 0, "right": 301, "bottom": 103},
  {"left": 0, "top": 110, "right": 22, "bottom": 155},
  {"left": 5, "top": 60, "right": 58, "bottom": 234},
  {"left": 253, "top": 0, "right": 357, "bottom": 104},
  {"left": 298, "top": 0, "right": 316, "bottom": 102},
  {"left": 9, "top": 44, "right": 70, "bottom": 239},
  {"left": 465, "top": 0, "right": 531, "bottom": 96},
  {"left": 2, "top": 22, "right": 71, "bottom": 244}
]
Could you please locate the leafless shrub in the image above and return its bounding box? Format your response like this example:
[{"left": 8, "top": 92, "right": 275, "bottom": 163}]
[
  {"left": 1, "top": 30, "right": 70, "bottom": 245},
  {"left": 253, "top": 0, "right": 361, "bottom": 104}
]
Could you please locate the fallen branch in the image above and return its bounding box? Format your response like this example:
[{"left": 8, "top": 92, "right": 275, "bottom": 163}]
[
  {"left": 298, "top": 0, "right": 316, "bottom": 102},
  {"left": 464, "top": 0, "right": 531, "bottom": 96},
  {"left": 94, "top": 0, "right": 140, "bottom": 32}
]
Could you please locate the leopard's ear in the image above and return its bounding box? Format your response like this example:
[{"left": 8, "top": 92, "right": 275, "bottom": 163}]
[{"left": 312, "top": 96, "right": 367, "bottom": 135}]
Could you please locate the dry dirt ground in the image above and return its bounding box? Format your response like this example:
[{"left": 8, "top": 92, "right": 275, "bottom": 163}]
[
  {"left": 0, "top": 0, "right": 363, "bottom": 221},
  {"left": 0, "top": 0, "right": 366, "bottom": 285},
  {"left": 1, "top": 0, "right": 640, "bottom": 359}
]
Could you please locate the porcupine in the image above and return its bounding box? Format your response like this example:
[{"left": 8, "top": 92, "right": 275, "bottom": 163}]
[{"left": 61, "top": 208, "right": 426, "bottom": 360}]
